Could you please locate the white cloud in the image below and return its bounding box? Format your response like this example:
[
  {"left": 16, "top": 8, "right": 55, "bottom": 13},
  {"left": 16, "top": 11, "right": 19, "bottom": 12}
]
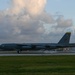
[
  {"left": 0, "top": 0, "right": 53, "bottom": 43},
  {"left": 0, "top": 0, "right": 74, "bottom": 43},
  {"left": 56, "top": 16, "right": 73, "bottom": 28},
  {"left": 10, "top": 0, "right": 46, "bottom": 17}
]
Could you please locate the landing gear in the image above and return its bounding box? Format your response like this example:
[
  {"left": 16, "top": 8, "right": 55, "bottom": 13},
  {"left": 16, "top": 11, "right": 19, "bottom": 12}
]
[{"left": 17, "top": 49, "right": 21, "bottom": 54}]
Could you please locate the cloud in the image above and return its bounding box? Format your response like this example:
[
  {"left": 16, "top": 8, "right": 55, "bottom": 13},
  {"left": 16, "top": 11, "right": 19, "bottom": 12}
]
[
  {"left": 10, "top": 0, "right": 46, "bottom": 17},
  {"left": 0, "top": 0, "right": 74, "bottom": 43},
  {"left": 42, "top": 14, "right": 74, "bottom": 43},
  {"left": 0, "top": 0, "right": 54, "bottom": 43},
  {"left": 55, "top": 16, "right": 73, "bottom": 28},
  {"left": 49, "top": 16, "right": 73, "bottom": 35}
]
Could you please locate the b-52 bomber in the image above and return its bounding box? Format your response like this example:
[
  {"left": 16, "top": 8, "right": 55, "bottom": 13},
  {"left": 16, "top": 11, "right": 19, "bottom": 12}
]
[{"left": 0, "top": 32, "right": 75, "bottom": 53}]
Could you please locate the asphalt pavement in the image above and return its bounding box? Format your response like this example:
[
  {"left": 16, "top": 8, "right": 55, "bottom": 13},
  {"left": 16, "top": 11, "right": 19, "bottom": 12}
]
[{"left": 0, "top": 51, "right": 75, "bottom": 56}]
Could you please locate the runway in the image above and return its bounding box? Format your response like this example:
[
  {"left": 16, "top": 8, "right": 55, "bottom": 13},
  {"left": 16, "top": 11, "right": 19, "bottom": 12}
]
[
  {"left": 0, "top": 52, "right": 75, "bottom": 56},
  {"left": 0, "top": 50, "right": 75, "bottom": 56}
]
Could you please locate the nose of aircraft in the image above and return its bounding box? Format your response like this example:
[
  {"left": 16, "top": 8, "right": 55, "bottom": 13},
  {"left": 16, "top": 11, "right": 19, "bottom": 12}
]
[
  {"left": 0, "top": 44, "right": 5, "bottom": 49},
  {"left": 0, "top": 45, "right": 2, "bottom": 49}
]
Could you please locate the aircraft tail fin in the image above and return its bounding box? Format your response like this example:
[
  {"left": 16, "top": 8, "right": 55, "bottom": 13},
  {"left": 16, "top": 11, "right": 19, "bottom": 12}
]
[{"left": 58, "top": 32, "right": 71, "bottom": 44}]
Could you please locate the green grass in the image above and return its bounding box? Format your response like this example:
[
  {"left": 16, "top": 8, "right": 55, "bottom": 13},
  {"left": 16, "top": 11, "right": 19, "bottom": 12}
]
[{"left": 0, "top": 55, "right": 75, "bottom": 75}]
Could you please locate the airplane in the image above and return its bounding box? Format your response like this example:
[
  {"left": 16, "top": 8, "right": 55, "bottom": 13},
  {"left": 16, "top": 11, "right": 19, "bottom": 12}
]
[{"left": 0, "top": 32, "right": 75, "bottom": 53}]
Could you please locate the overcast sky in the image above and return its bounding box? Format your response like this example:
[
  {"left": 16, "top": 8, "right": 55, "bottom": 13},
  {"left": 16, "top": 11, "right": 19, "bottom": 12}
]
[{"left": 0, "top": 0, "right": 75, "bottom": 43}]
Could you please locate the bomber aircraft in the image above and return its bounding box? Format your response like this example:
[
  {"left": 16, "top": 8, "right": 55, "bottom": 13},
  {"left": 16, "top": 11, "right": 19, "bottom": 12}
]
[{"left": 0, "top": 32, "right": 75, "bottom": 53}]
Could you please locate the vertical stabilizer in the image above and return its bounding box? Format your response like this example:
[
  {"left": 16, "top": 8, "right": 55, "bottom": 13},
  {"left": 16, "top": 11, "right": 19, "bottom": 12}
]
[{"left": 58, "top": 32, "right": 71, "bottom": 44}]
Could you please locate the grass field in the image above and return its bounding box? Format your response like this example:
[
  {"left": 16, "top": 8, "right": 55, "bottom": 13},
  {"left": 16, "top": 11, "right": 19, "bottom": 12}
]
[{"left": 0, "top": 55, "right": 75, "bottom": 75}]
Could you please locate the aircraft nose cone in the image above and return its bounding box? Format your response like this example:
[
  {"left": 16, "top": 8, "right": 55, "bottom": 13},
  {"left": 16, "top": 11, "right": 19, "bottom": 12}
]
[{"left": 0, "top": 45, "right": 3, "bottom": 49}]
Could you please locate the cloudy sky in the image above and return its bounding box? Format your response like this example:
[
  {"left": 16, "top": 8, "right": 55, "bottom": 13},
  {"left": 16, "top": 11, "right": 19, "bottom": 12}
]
[{"left": 0, "top": 0, "right": 75, "bottom": 43}]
